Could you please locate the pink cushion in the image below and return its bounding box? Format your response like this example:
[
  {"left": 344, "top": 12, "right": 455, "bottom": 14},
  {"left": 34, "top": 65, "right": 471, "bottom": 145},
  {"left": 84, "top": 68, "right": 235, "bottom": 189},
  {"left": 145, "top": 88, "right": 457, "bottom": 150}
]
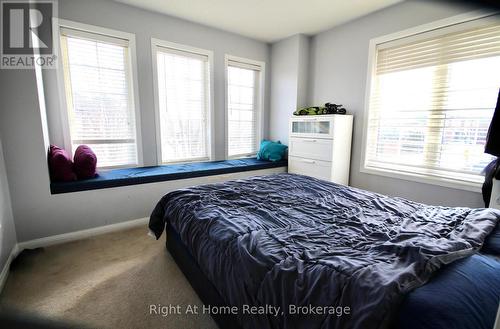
[
  {"left": 48, "top": 145, "right": 77, "bottom": 182},
  {"left": 73, "top": 145, "right": 97, "bottom": 179}
]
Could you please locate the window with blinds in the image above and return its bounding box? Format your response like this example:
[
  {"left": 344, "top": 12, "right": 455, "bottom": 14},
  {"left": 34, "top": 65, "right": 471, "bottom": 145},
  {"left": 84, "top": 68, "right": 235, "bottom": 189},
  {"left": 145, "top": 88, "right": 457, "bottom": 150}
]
[
  {"left": 364, "top": 16, "right": 500, "bottom": 187},
  {"left": 60, "top": 28, "right": 139, "bottom": 168},
  {"left": 154, "top": 44, "right": 211, "bottom": 163},
  {"left": 226, "top": 58, "right": 263, "bottom": 158}
]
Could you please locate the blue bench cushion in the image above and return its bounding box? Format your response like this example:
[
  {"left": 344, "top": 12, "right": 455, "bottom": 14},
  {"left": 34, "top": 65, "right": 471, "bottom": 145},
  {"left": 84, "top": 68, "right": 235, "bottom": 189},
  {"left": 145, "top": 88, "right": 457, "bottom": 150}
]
[{"left": 50, "top": 158, "right": 287, "bottom": 194}]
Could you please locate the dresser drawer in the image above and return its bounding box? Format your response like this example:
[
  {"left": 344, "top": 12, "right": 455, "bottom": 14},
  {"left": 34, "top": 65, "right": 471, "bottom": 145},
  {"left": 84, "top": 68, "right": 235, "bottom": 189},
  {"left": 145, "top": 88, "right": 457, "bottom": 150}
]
[
  {"left": 288, "top": 156, "right": 332, "bottom": 181},
  {"left": 289, "top": 137, "right": 332, "bottom": 161},
  {"left": 290, "top": 116, "right": 334, "bottom": 139}
]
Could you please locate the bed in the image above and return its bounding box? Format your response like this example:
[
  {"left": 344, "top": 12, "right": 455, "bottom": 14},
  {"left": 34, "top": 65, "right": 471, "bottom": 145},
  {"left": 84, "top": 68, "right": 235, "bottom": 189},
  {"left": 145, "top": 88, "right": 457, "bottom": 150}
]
[{"left": 149, "top": 173, "right": 500, "bottom": 329}]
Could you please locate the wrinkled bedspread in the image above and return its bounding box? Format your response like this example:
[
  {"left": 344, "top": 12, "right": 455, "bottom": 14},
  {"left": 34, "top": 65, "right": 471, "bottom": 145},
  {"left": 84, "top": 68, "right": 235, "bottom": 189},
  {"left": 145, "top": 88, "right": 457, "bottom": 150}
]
[{"left": 149, "top": 173, "right": 499, "bottom": 329}]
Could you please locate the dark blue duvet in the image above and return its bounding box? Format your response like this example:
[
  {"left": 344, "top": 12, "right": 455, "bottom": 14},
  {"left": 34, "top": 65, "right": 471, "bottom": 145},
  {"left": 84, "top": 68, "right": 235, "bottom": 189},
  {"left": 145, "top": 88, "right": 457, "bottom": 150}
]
[
  {"left": 149, "top": 173, "right": 500, "bottom": 329},
  {"left": 398, "top": 253, "right": 500, "bottom": 329}
]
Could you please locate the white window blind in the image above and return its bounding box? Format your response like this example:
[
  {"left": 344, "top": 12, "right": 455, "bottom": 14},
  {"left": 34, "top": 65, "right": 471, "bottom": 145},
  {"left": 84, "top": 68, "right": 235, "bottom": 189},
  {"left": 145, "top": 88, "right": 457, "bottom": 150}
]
[
  {"left": 155, "top": 46, "right": 210, "bottom": 163},
  {"left": 365, "top": 17, "right": 500, "bottom": 186},
  {"left": 60, "top": 28, "right": 138, "bottom": 168},
  {"left": 227, "top": 59, "right": 262, "bottom": 158}
]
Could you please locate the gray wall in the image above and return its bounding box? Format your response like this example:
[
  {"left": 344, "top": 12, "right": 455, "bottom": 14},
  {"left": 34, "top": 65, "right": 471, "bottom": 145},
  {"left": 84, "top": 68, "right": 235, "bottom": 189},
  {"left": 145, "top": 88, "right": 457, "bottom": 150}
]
[
  {"left": 0, "top": 139, "right": 17, "bottom": 272},
  {"left": 269, "top": 34, "right": 310, "bottom": 146},
  {"left": 307, "top": 0, "right": 484, "bottom": 207},
  {"left": 0, "top": 0, "right": 273, "bottom": 242}
]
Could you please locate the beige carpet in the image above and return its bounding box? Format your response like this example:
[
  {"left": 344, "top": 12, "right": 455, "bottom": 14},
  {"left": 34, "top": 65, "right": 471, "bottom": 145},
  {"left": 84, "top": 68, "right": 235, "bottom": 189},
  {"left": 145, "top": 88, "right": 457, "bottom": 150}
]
[{"left": 0, "top": 225, "right": 218, "bottom": 329}]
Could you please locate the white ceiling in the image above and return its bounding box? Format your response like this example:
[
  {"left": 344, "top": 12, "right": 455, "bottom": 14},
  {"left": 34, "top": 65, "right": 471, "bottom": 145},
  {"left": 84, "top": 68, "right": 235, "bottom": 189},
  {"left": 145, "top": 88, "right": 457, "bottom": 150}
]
[{"left": 116, "top": 0, "right": 403, "bottom": 42}]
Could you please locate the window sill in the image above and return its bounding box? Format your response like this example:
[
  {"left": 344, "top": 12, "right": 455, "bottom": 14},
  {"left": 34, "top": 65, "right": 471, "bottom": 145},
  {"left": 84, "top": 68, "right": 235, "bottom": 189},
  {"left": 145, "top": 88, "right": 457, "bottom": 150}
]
[
  {"left": 360, "top": 166, "right": 483, "bottom": 193},
  {"left": 50, "top": 158, "right": 287, "bottom": 194}
]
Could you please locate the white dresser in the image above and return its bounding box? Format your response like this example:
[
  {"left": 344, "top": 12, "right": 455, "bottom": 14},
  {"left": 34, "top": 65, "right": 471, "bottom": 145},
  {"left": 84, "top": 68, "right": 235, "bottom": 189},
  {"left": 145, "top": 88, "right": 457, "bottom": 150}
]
[{"left": 288, "top": 114, "right": 353, "bottom": 185}]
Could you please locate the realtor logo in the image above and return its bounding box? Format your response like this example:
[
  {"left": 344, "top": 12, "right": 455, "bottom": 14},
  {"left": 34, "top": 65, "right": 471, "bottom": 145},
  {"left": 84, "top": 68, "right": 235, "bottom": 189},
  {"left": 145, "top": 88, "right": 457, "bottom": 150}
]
[{"left": 1, "top": 0, "right": 57, "bottom": 68}]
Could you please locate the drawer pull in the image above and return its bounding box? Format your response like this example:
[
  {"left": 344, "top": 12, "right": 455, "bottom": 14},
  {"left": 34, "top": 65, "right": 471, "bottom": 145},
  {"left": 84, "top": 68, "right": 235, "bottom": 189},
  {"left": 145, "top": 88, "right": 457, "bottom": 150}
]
[
  {"left": 302, "top": 139, "right": 317, "bottom": 143},
  {"left": 301, "top": 159, "right": 316, "bottom": 164}
]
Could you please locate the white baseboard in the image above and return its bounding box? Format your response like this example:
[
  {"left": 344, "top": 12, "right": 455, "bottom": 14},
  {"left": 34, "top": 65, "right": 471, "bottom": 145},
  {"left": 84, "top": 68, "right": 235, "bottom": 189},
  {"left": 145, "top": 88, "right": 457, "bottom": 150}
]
[
  {"left": 0, "top": 244, "right": 20, "bottom": 292},
  {"left": 0, "top": 217, "right": 149, "bottom": 293},
  {"left": 17, "top": 217, "right": 149, "bottom": 251}
]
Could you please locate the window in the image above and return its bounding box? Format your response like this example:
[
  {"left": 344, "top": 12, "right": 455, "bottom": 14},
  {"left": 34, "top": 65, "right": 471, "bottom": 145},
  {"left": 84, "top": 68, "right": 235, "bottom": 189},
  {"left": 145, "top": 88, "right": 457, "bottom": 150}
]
[
  {"left": 59, "top": 24, "right": 140, "bottom": 168},
  {"left": 363, "top": 14, "right": 500, "bottom": 190},
  {"left": 226, "top": 56, "right": 264, "bottom": 158},
  {"left": 152, "top": 40, "right": 212, "bottom": 164}
]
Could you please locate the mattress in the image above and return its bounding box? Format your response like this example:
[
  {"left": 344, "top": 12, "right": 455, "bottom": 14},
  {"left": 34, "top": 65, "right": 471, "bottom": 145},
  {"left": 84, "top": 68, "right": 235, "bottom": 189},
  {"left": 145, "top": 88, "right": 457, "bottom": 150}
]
[{"left": 149, "top": 173, "right": 500, "bottom": 329}]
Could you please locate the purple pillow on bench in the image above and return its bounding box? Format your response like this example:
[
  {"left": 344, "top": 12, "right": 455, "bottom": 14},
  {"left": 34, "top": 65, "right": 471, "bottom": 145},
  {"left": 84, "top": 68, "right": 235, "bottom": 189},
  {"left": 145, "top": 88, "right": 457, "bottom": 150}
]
[
  {"left": 73, "top": 145, "right": 97, "bottom": 179},
  {"left": 48, "top": 145, "right": 77, "bottom": 182}
]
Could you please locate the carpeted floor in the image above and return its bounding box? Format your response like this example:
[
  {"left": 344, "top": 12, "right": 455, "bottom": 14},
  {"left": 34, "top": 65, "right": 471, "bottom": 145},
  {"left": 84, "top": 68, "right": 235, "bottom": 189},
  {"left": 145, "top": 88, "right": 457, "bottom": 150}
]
[{"left": 0, "top": 225, "right": 218, "bottom": 329}]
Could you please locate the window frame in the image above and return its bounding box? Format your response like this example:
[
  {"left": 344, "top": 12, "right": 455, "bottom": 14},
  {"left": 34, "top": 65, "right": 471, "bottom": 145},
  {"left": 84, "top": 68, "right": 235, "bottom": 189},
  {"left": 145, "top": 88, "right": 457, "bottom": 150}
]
[
  {"left": 54, "top": 18, "right": 143, "bottom": 169},
  {"left": 360, "top": 10, "right": 498, "bottom": 193},
  {"left": 150, "top": 38, "right": 215, "bottom": 165},
  {"left": 224, "top": 54, "right": 265, "bottom": 159}
]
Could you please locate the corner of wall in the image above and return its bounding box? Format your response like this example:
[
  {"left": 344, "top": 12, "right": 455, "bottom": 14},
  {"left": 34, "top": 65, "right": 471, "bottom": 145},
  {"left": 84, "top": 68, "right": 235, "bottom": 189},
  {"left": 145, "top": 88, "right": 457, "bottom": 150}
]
[
  {"left": 269, "top": 34, "right": 313, "bottom": 144},
  {"left": 0, "top": 138, "right": 18, "bottom": 284},
  {"left": 296, "top": 34, "right": 311, "bottom": 108}
]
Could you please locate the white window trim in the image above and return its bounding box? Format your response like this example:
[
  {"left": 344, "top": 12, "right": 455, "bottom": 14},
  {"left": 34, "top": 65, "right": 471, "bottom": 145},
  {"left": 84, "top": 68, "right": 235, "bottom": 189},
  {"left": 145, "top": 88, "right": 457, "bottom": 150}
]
[
  {"left": 224, "top": 54, "right": 265, "bottom": 159},
  {"left": 360, "top": 10, "right": 498, "bottom": 193},
  {"left": 53, "top": 18, "right": 143, "bottom": 169},
  {"left": 150, "top": 38, "right": 215, "bottom": 165}
]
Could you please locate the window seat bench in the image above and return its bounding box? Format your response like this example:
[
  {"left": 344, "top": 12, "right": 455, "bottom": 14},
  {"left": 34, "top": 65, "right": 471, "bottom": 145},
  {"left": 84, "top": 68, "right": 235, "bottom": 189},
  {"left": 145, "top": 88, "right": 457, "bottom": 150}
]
[{"left": 50, "top": 158, "right": 288, "bottom": 194}]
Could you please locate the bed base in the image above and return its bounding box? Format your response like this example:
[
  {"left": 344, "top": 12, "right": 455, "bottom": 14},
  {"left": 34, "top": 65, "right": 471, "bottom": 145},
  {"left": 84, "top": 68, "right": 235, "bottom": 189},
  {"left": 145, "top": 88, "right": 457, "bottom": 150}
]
[{"left": 165, "top": 224, "right": 242, "bottom": 329}]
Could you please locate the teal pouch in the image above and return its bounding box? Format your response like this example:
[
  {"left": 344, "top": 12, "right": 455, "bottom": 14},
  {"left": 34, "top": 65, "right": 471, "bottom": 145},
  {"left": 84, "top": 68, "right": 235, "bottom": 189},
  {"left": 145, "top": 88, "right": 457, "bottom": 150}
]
[{"left": 257, "top": 140, "right": 288, "bottom": 162}]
